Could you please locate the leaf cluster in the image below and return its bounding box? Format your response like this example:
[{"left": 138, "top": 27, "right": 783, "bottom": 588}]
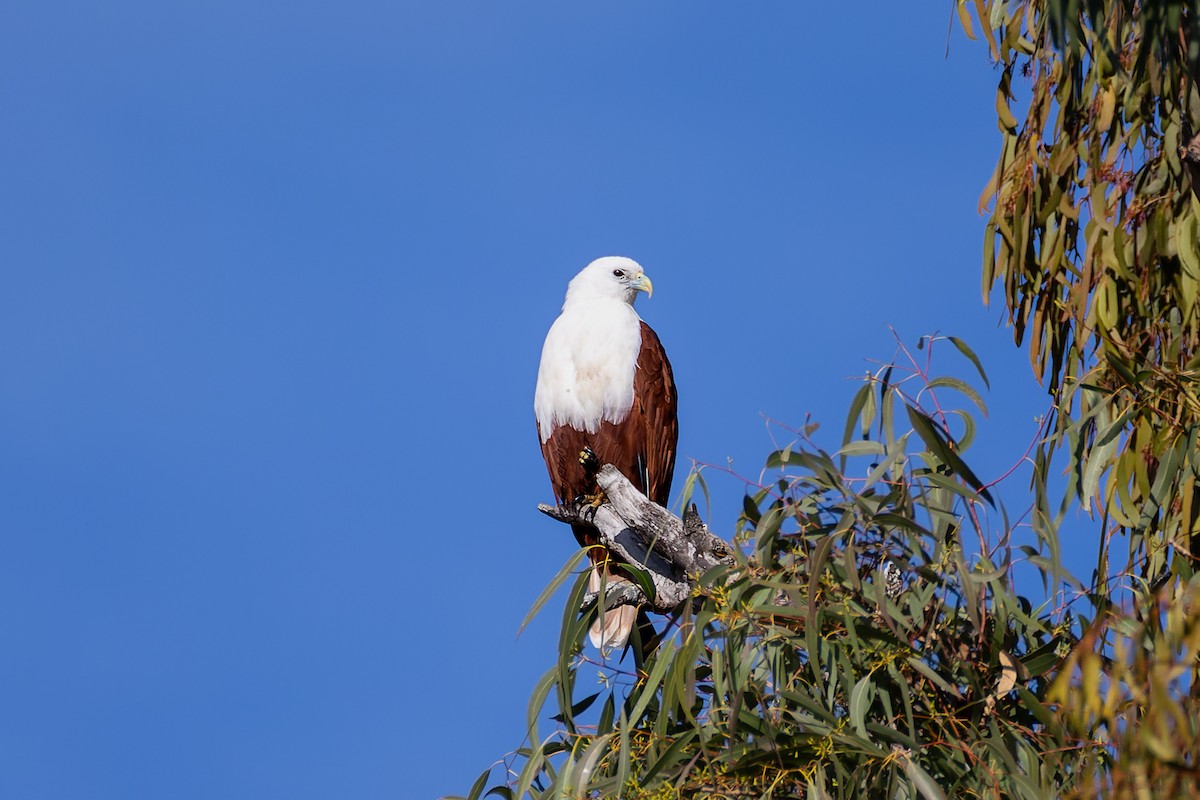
[
  {"left": 965, "top": 0, "right": 1200, "bottom": 579},
  {"left": 463, "top": 340, "right": 1108, "bottom": 799},
  {"left": 951, "top": 4, "right": 1200, "bottom": 790}
]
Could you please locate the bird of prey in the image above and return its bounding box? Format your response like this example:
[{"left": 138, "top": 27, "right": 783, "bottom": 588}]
[{"left": 534, "top": 256, "right": 679, "bottom": 652}]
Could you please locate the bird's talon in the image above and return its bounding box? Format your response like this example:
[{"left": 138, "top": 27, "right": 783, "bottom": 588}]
[
  {"left": 579, "top": 446, "right": 601, "bottom": 474},
  {"left": 572, "top": 490, "right": 607, "bottom": 522}
]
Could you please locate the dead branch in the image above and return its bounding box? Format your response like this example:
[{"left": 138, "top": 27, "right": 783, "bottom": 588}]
[{"left": 538, "top": 464, "right": 735, "bottom": 613}]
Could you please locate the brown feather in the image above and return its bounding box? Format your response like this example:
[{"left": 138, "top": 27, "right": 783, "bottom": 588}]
[
  {"left": 538, "top": 320, "right": 678, "bottom": 511},
  {"left": 537, "top": 320, "right": 678, "bottom": 652}
]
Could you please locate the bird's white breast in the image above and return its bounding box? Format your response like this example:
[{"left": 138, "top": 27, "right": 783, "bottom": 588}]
[{"left": 534, "top": 299, "right": 642, "bottom": 443}]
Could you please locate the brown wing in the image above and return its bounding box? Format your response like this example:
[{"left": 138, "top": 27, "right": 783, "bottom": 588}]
[
  {"left": 536, "top": 321, "right": 678, "bottom": 653},
  {"left": 538, "top": 320, "right": 678, "bottom": 507},
  {"left": 630, "top": 321, "right": 678, "bottom": 505}
]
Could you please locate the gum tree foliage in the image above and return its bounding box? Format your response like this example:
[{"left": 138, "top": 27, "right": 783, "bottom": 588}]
[
  {"left": 461, "top": 340, "right": 1104, "bottom": 799},
  {"left": 451, "top": 3, "right": 1200, "bottom": 797},
  {"left": 964, "top": 1, "right": 1200, "bottom": 793},
  {"left": 972, "top": 0, "right": 1200, "bottom": 576}
]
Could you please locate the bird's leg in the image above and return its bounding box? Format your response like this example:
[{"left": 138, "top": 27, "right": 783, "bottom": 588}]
[
  {"left": 573, "top": 447, "right": 607, "bottom": 523},
  {"left": 579, "top": 446, "right": 601, "bottom": 478}
]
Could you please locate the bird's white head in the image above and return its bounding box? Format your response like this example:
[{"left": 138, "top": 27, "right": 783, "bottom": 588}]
[{"left": 563, "top": 256, "right": 654, "bottom": 308}]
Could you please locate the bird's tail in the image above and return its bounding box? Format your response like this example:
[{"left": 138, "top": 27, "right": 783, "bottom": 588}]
[{"left": 587, "top": 567, "right": 640, "bottom": 654}]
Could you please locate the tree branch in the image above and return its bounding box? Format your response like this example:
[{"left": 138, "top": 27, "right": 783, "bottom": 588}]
[{"left": 538, "top": 464, "right": 735, "bottom": 613}]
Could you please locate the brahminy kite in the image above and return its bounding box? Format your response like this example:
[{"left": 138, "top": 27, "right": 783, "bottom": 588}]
[{"left": 534, "top": 256, "right": 679, "bottom": 652}]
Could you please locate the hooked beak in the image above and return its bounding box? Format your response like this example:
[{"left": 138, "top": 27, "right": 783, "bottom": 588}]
[{"left": 632, "top": 272, "right": 654, "bottom": 298}]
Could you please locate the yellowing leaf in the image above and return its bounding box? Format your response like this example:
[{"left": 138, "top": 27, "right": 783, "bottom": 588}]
[
  {"left": 1097, "top": 85, "right": 1116, "bottom": 132},
  {"left": 956, "top": 0, "right": 975, "bottom": 39},
  {"left": 996, "top": 85, "right": 1019, "bottom": 132},
  {"left": 994, "top": 651, "right": 1018, "bottom": 698}
]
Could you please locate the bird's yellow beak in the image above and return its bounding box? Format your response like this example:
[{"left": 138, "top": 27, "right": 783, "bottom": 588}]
[{"left": 633, "top": 273, "right": 654, "bottom": 298}]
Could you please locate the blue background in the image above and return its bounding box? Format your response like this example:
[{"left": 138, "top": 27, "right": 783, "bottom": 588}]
[{"left": 1, "top": 3, "right": 1067, "bottom": 798}]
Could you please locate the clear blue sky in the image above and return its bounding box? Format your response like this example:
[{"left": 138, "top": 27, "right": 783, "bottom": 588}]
[{"left": 1, "top": 3, "right": 1073, "bottom": 798}]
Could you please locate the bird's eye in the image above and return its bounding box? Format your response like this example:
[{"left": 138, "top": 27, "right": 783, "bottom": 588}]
[{"left": 613, "top": 269, "right": 625, "bottom": 278}]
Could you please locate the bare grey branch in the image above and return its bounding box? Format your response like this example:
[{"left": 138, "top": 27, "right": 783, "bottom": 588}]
[{"left": 538, "top": 464, "right": 735, "bottom": 613}]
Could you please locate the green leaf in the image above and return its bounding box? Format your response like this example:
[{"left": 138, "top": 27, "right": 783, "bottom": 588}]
[
  {"left": 925, "top": 471, "right": 991, "bottom": 506},
  {"left": 742, "top": 492, "right": 762, "bottom": 525},
  {"left": 597, "top": 691, "right": 615, "bottom": 734},
  {"left": 466, "top": 767, "right": 491, "bottom": 800},
  {"left": 616, "top": 705, "right": 631, "bottom": 790},
  {"left": 905, "top": 403, "right": 994, "bottom": 505},
  {"left": 806, "top": 534, "right": 837, "bottom": 683},
  {"left": 927, "top": 375, "right": 989, "bottom": 418},
  {"left": 836, "top": 440, "right": 886, "bottom": 458},
  {"left": 766, "top": 448, "right": 798, "bottom": 468},
  {"left": 562, "top": 732, "right": 613, "bottom": 796},
  {"left": 1094, "top": 405, "right": 1134, "bottom": 448},
  {"left": 678, "top": 467, "right": 710, "bottom": 519},
  {"left": 621, "top": 561, "right": 657, "bottom": 605},
  {"left": 557, "top": 569, "right": 593, "bottom": 733},
  {"left": 519, "top": 547, "right": 589, "bottom": 637},
  {"left": 1104, "top": 347, "right": 1138, "bottom": 386},
  {"left": 843, "top": 382, "right": 873, "bottom": 449},
  {"left": 872, "top": 512, "right": 933, "bottom": 537},
  {"left": 906, "top": 656, "right": 961, "bottom": 697},
  {"left": 640, "top": 729, "right": 698, "bottom": 784},
  {"left": 849, "top": 674, "right": 872, "bottom": 738},
  {"left": 1014, "top": 684, "right": 1061, "bottom": 734},
  {"left": 513, "top": 735, "right": 550, "bottom": 800},
  {"left": 628, "top": 640, "right": 677, "bottom": 723},
  {"left": 946, "top": 408, "right": 977, "bottom": 452},
  {"left": 551, "top": 691, "right": 600, "bottom": 723},
  {"left": 526, "top": 666, "right": 556, "bottom": 743},
  {"left": 1081, "top": 416, "right": 1120, "bottom": 514},
  {"left": 754, "top": 505, "right": 787, "bottom": 563},
  {"left": 903, "top": 755, "right": 949, "bottom": 800},
  {"left": 948, "top": 336, "right": 990, "bottom": 389},
  {"left": 862, "top": 444, "right": 907, "bottom": 489}
]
